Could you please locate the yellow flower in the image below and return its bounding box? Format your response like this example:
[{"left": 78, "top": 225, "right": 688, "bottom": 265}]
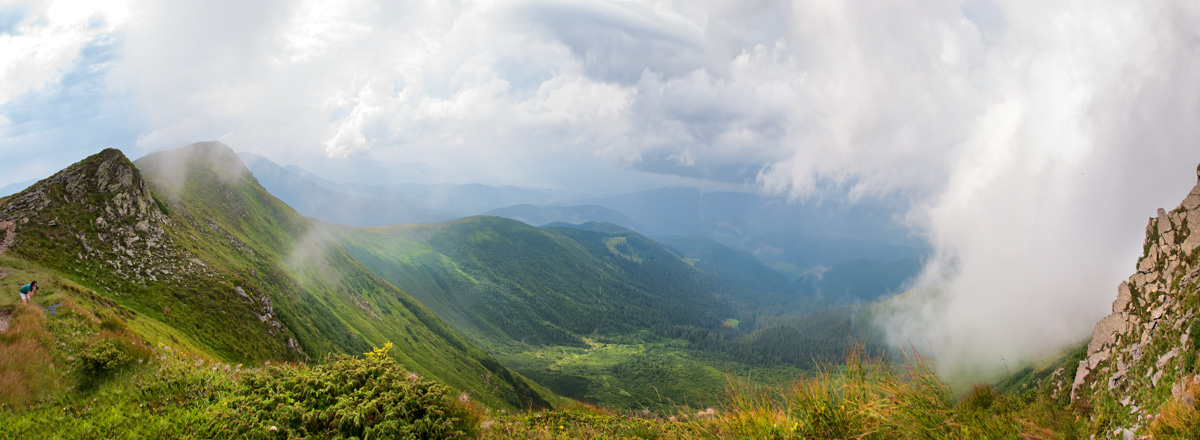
[{"left": 364, "top": 342, "right": 394, "bottom": 359}]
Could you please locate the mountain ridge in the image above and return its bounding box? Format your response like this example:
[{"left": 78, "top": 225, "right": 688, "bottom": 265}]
[{"left": 0, "top": 143, "right": 556, "bottom": 409}]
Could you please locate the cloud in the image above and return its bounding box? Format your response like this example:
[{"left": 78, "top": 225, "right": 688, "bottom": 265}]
[
  {"left": 0, "top": 0, "right": 133, "bottom": 185},
  {"left": 865, "top": 0, "right": 1200, "bottom": 377}
]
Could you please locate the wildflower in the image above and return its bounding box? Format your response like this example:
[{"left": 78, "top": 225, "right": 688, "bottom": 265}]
[
  {"left": 668, "top": 416, "right": 677, "bottom": 423},
  {"left": 458, "top": 392, "right": 470, "bottom": 404},
  {"left": 269, "top": 426, "right": 278, "bottom": 432},
  {"left": 194, "top": 359, "right": 203, "bottom": 367},
  {"left": 558, "top": 425, "right": 564, "bottom": 430},
  {"left": 365, "top": 342, "right": 394, "bottom": 359}
]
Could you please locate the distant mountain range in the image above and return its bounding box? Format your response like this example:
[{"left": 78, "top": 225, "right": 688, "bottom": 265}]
[
  {"left": 239, "top": 152, "right": 563, "bottom": 226},
  {"left": 241, "top": 151, "right": 928, "bottom": 284},
  {"left": 0, "top": 179, "right": 37, "bottom": 198},
  {"left": 488, "top": 187, "right": 928, "bottom": 279}
]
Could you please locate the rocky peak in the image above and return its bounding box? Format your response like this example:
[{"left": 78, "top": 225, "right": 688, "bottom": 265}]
[
  {"left": 0, "top": 148, "right": 164, "bottom": 227},
  {"left": 0, "top": 147, "right": 186, "bottom": 287},
  {"left": 1068, "top": 164, "right": 1200, "bottom": 431}
]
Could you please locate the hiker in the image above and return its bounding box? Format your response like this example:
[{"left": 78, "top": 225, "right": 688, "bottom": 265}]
[{"left": 19, "top": 281, "right": 36, "bottom": 305}]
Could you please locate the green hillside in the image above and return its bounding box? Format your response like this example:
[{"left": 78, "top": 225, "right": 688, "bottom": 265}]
[
  {"left": 327, "top": 217, "right": 734, "bottom": 347},
  {"left": 663, "top": 234, "right": 795, "bottom": 308},
  {"left": 0, "top": 144, "right": 555, "bottom": 410},
  {"left": 323, "top": 217, "right": 875, "bottom": 409}
]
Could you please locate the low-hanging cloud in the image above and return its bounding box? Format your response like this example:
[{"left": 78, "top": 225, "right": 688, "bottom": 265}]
[
  {"left": 792, "top": 0, "right": 1200, "bottom": 377},
  {"left": 4, "top": 0, "right": 1200, "bottom": 376}
]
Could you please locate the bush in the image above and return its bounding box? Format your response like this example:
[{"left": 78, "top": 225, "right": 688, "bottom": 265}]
[
  {"left": 207, "top": 351, "right": 480, "bottom": 439},
  {"left": 79, "top": 337, "right": 134, "bottom": 373}
]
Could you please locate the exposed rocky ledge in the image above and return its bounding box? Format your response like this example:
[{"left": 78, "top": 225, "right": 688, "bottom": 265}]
[{"left": 1069, "top": 164, "right": 1200, "bottom": 433}]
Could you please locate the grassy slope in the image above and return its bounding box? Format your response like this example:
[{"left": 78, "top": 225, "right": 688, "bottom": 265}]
[
  {"left": 326, "top": 217, "right": 734, "bottom": 347},
  {"left": 0, "top": 145, "right": 557, "bottom": 410},
  {"left": 324, "top": 217, "right": 837, "bottom": 409}
]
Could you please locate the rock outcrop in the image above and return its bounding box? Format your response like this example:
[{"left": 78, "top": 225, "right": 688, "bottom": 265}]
[
  {"left": 0, "top": 149, "right": 200, "bottom": 286},
  {"left": 1070, "top": 164, "right": 1200, "bottom": 431}
]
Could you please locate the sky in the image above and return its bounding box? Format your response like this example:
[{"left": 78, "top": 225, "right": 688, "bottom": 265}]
[{"left": 2, "top": 0, "right": 1200, "bottom": 375}]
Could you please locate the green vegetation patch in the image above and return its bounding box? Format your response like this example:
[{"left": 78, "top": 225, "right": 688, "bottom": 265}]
[{"left": 207, "top": 345, "right": 481, "bottom": 439}]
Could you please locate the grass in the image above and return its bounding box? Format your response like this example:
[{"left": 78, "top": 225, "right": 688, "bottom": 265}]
[
  {"left": 1148, "top": 379, "right": 1200, "bottom": 438},
  {"left": 479, "top": 345, "right": 1084, "bottom": 439},
  {"left": 0, "top": 287, "right": 1089, "bottom": 440},
  {"left": 0, "top": 291, "right": 483, "bottom": 439},
  {"left": 497, "top": 337, "right": 803, "bottom": 412}
]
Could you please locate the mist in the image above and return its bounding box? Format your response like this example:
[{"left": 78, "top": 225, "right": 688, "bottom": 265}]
[
  {"left": 4, "top": 0, "right": 1200, "bottom": 378},
  {"left": 862, "top": 2, "right": 1200, "bottom": 377}
]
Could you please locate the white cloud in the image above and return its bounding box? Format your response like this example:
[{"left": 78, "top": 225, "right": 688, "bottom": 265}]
[
  {"left": 0, "top": 0, "right": 128, "bottom": 105},
  {"left": 870, "top": 0, "right": 1200, "bottom": 377}
]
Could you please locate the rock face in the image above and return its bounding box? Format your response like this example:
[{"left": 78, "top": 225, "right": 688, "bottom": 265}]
[
  {"left": 1070, "top": 164, "right": 1200, "bottom": 424},
  {"left": 0, "top": 149, "right": 192, "bottom": 285}
]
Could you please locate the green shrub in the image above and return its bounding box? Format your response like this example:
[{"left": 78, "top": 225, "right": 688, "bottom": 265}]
[
  {"left": 207, "top": 352, "right": 480, "bottom": 439},
  {"left": 79, "top": 337, "right": 133, "bottom": 373}
]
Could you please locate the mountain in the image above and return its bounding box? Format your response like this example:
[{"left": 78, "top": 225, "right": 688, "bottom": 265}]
[
  {"left": 1049, "top": 165, "right": 1200, "bottom": 432},
  {"left": 483, "top": 204, "right": 643, "bottom": 230},
  {"left": 662, "top": 235, "right": 795, "bottom": 306},
  {"left": 0, "top": 143, "right": 554, "bottom": 409},
  {"left": 794, "top": 257, "right": 924, "bottom": 304},
  {"left": 0, "top": 179, "right": 37, "bottom": 198},
  {"left": 322, "top": 217, "right": 735, "bottom": 348},
  {"left": 239, "top": 152, "right": 560, "bottom": 226},
  {"left": 534, "top": 187, "right": 930, "bottom": 279},
  {"left": 324, "top": 217, "right": 861, "bottom": 407}
]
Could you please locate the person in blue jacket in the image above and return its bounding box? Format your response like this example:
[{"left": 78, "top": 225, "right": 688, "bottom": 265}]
[{"left": 19, "top": 280, "right": 36, "bottom": 305}]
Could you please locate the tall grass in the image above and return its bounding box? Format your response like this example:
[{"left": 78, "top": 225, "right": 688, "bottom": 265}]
[
  {"left": 1149, "top": 380, "right": 1200, "bottom": 438},
  {"left": 0, "top": 304, "right": 64, "bottom": 409},
  {"left": 483, "top": 344, "right": 1082, "bottom": 439}
]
